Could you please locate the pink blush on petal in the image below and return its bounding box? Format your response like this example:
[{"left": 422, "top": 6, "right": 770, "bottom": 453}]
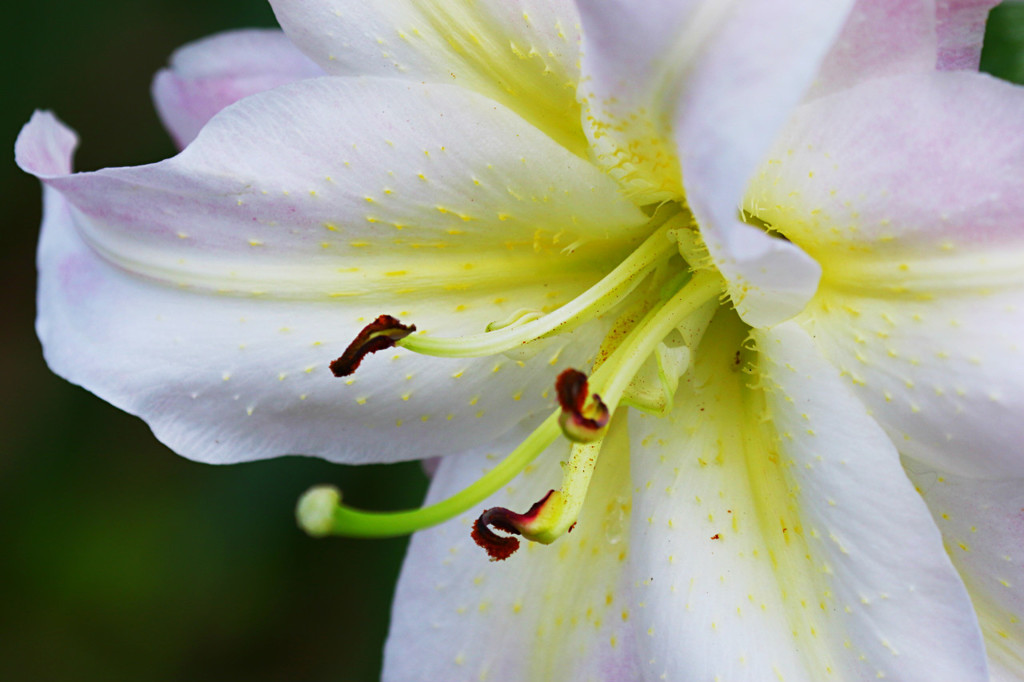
[{"left": 57, "top": 253, "right": 104, "bottom": 305}]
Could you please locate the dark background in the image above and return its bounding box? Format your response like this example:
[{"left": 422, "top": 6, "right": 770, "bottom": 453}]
[{"left": 2, "top": 2, "right": 1023, "bottom": 681}]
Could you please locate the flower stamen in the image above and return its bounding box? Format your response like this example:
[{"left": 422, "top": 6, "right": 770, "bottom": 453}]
[
  {"left": 471, "top": 490, "right": 557, "bottom": 561},
  {"left": 304, "top": 260, "right": 726, "bottom": 560},
  {"left": 472, "top": 438, "right": 602, "bottom": 560}
]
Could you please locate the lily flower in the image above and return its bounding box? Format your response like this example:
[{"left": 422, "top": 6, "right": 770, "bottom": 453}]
[{"left": 16, "top": 1, "right": 1023, "bottom": 680}]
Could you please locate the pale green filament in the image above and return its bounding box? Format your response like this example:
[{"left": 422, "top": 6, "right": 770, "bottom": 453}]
[
  {"left": 591, "top": 268, "right": 723, "bottom": 408},
  {"left": 517, "top": 439, "right": 603, "bottom": 544},
  {"left": 396, "top": 214, "right": 684, "bottom": 359},
  {"left": 298, "top": 267, "right": 725, "bottom": 541},
  {"left": 298, "top": 412, "right": 562, "bottom": 538}
]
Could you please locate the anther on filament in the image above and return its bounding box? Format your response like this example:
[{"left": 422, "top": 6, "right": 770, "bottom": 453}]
[
  {"left": 470, "top": 437, "right": 603, "bottom": 561},
  {"left": 330, "top": 314, "right": 416, "bottom": 377},
  {"left": 556, "top": 368, "right": 609, "bottom": 442},
  {"left": 471, "top": 490, "right": 559, "bottom": 561}
]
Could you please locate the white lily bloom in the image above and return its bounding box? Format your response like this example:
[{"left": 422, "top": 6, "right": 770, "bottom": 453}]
[{"left": 16, "top": 0, "right": 1024, "bottom": 680}]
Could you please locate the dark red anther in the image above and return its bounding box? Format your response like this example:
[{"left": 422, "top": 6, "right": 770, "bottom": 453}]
[
  {"left": 555, "top": 368, "right": 610, "bottom": 442},
  {"left": 556, "top": 368, "right": 590, "bottom": 414},
  {"left": 470, "top": 490, "right": 555, "bottom": 562},
  {"left": 471, "top": 517, "right": 521, "bottom": 562},
  {"left": 329, "top": 314, "right": 416, "bottom": 377}
]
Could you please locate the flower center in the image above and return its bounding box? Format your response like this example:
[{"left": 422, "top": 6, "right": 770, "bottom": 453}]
[{"left": 297, "top": 207, "right": 726, "bottom": 560}]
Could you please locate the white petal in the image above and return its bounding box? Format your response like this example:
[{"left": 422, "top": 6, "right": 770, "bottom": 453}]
[
  {"left": 751, "top": 73, "right": 1024, "bottom": 255},
  {"left": 626, "top": 312, "right": 986, "bottom": 680},
  {"left": 904, "top": 460, "right": 1024, "bottom": 680},
  {"left": 24, "top": 80, "right": 647, "bottom": 301},
  {"left": 807, "top": 0, "right": 937, "bottom": 98},
  {"left": 384, "top": 416, "right": 640, "bottom": 681},
  {"left": 32, "top": 179, "right": 607, "bottom": 466},
  {"left": 574, "top": 0, "right": 722, "bottom": 201},
  {"left": 799, "top": 285, "right": 1024, "bottom": 478},
  {"left": 575, "top": 0, "right": 852, "bottom": 325},
  {"left": 674, "top": 0, "right": 859, "bottom": 327},
  {"left": 152, "top": 29, "right": 323, "bottom": 148},
  {"left": 269, "top": 0, "right": 586, "bottom": 154},
  {"left": 19, "top": 78, "right": 647, "bottom": 465},
  {"left": 754, "top": 72, "right": 1024, "bottom": 477}
]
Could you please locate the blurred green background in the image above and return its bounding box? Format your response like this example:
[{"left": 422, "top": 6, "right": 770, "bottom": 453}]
[{"left": 2, "top": 3, "right": 1023, "bottom": 681}]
